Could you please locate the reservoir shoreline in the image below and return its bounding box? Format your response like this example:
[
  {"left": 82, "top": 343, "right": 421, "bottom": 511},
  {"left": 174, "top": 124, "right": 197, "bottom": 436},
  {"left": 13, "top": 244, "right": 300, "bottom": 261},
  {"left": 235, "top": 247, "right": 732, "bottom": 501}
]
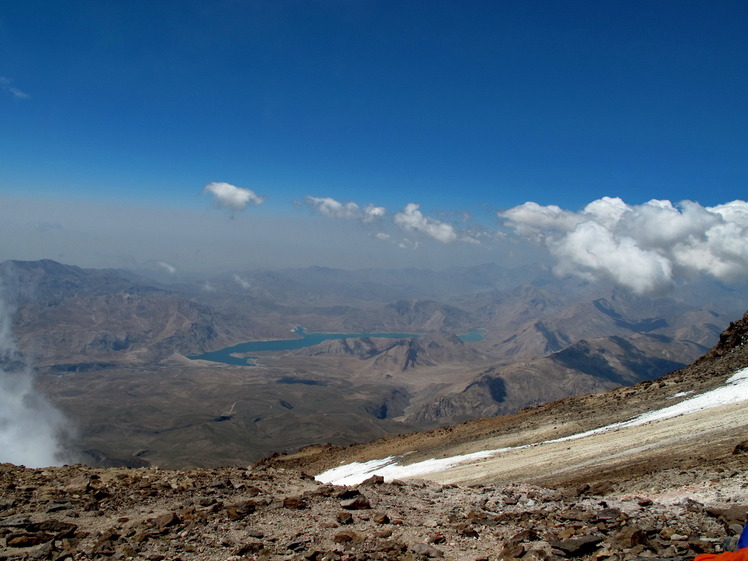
[{"left": 188, "top": 327, "right": 485, "bottom": 366}]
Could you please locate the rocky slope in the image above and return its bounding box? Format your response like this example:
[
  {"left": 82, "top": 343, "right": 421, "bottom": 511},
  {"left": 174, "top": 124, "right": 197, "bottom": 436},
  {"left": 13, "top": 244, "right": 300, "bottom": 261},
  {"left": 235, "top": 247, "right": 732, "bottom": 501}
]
[
  {"left": 1, "top": 461, "right": 745, "bottom": 561},
  {"left": 291, "top": 333, "right": 485, "bottom": 371}
]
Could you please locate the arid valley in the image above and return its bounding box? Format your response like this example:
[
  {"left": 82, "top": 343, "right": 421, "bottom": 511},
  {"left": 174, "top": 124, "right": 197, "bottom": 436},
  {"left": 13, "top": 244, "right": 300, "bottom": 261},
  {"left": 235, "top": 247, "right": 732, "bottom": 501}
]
[{"left": 2, "top": 259, "right": 746, "bottom": 468}]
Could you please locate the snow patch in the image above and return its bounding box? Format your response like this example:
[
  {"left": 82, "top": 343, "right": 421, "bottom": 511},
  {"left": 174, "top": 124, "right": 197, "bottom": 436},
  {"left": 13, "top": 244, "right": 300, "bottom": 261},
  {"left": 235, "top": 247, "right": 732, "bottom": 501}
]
[
  {"left": 316, "top": 450, "right": 499, "bottom": 487},
  {"left": 668, "top": 391, "right": 693, "bottom": 399},
  {"left": 317, "top": 368, "right": 748, "bottom": 486}
]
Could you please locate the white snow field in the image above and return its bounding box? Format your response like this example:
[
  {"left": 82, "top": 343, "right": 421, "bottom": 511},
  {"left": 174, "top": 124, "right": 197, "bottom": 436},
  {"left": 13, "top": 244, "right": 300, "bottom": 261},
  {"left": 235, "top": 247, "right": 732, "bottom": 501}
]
[{"left": 317, "top": 367, "right": 748, "bottom": 486}]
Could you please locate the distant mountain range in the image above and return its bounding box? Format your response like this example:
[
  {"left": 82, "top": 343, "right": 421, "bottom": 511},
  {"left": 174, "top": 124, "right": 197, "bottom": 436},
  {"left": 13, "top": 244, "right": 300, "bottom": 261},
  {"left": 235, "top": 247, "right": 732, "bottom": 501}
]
[{"left": 1, "top": 258, "right": 746, "bottom": 467}]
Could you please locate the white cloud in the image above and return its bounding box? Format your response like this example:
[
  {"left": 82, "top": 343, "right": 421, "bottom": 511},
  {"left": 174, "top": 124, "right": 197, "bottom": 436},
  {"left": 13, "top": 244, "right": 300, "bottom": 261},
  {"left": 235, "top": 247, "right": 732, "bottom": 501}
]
[
  {"left": 306, "top": 197, "right": 479, "bottom": 246},
  {"left": 0, "top": 77, "right": 29, "bottom": 100},
  {"left": 460, "top": 234, "right": 482, "bottom": 245},
  {"left": 305, "top": 196, "right": 387, "bottom": 223},
  {"left": 233, "top": 274, "right": 251, "bottom": 289},
  {"left": 156, "top": 261, "right": 177, "bottom": 274},
  {"left": 305, "top": 196, "right": 361, "bottom": 219},
  {"left": 363, "top": 203, "right": 387, "bottom": 222},
  {"left": 500, "top": 198, "right": 748, "bottom": 293},
  {"left": 393, "top": 203, "right": 458, "bottom": 243},
  {"left": 709, "top": 200, "right": 748, "bottom": 225},
  {"left": 551, "top": 221, "right": 674, "bottom": 294},
  {"left": 500, "top": 201, "right": 581, "bottom": 238},
  {"left": 582, "top": 196, "right": 629, "bottom": 229},
  {"left": 204, "top": 182, "right": 266, "bottom": 211},
  {"left": 398, "top": 239, "right": 420, "bottom": 249},
  {"left": 621, "top": 199, "right": 721, "bottom": 248},
  {"left": 0, "top": 292, "right": 73, "bottom": 467}
]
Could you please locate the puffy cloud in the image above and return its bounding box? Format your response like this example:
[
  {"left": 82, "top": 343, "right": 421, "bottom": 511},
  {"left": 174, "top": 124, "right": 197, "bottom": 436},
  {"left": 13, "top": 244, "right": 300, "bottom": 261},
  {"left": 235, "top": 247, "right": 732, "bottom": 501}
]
[
  {"left": 620, "top": 199, "right": 721, "bottom": 247},
  {"left": 582, "top": 196, "right": 629, "bottom": 229},
  {"left": 305, "top": 196, "right": 361, "bottom": 219},
  {"left": 683, "top": 201, "right": 748, "bottom": 278},
  {"left": 363, "top": 203, "right": 387, "bottom": 222},
  {"left": 551, "top": 221, "right": 674, "bottom": 294},
  {"left": 710, "top": 200, "right": 748, "bottom": 225},
  {"left": 500, "top": 198, "right": 748, "bottom": 294},
  {"left": 393, "top": 203, "right": 458, "bottom": 243},
  {"left": 500, "top": 201, "right": 581, "bottom": 238},
  {"left": 204, "top": 182, "right": 266, "bottom": 211},
  {"left": 306, "top": 197, "right": 478, "bottom": 245},
  {"left": 305, "top": 196, "right": 387, "bottom": 223}
]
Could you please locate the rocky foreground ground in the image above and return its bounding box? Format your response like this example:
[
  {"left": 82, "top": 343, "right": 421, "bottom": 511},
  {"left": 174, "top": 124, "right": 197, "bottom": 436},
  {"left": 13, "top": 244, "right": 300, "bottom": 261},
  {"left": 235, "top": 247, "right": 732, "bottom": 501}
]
[{"left": 1, "top": 456, "right": 747, "bottom": 561}]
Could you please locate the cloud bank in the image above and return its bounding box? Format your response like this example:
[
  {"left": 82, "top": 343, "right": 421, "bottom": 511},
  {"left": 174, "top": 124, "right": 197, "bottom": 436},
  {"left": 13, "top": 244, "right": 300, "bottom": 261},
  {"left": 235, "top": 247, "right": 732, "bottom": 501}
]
[
  {"left": 501, "top": 197, "right": 748, "bottom": 294},
  {"left": 204, "top": 182, "right": 266, "bottom": 211},
  {"left": 0, "top": 291, "right": 74, "bottom": 467}
]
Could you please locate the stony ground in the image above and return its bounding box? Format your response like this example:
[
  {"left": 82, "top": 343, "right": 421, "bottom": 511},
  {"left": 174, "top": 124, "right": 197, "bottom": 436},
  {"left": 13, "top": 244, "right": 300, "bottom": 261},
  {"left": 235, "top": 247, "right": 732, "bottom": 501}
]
[{"left": 1, "top": 458, "right": 747, "bottom": 561}]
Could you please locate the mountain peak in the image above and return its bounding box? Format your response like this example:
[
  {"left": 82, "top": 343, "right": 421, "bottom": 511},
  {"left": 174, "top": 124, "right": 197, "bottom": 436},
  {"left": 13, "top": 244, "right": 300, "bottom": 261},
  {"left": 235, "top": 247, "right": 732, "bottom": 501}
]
[{"left": 701, "top": 309, "right": 748, "bottom": 361}]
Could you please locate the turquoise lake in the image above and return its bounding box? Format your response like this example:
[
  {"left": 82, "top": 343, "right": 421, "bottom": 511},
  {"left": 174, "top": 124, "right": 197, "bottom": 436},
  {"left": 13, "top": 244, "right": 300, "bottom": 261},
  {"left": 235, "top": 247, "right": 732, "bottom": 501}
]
[
  {"left": 188, "top": 327, "right": 484, "bottom": 366},
  {"left": 188, "top": 328, "right": 419, "bottom": 366}
]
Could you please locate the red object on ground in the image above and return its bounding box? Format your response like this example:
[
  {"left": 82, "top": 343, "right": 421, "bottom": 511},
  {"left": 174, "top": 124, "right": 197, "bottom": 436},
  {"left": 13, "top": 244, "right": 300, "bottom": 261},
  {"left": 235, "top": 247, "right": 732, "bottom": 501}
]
[{"left": 695, "top": 550, "right": 748, "bottom": 561}]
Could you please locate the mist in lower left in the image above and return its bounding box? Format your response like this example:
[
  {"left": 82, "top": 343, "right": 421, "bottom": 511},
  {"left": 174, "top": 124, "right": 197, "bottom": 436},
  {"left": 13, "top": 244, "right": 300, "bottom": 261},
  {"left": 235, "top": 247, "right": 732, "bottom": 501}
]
[{"left": 0, "top": 293, "right": 77, "bottom": 468}]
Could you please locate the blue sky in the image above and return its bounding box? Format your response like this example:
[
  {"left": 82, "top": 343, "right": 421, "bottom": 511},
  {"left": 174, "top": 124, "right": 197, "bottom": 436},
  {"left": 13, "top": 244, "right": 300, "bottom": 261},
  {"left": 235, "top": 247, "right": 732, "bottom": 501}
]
[{"left": 1, "top": 1, "right": 747, "bottom": 283}]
